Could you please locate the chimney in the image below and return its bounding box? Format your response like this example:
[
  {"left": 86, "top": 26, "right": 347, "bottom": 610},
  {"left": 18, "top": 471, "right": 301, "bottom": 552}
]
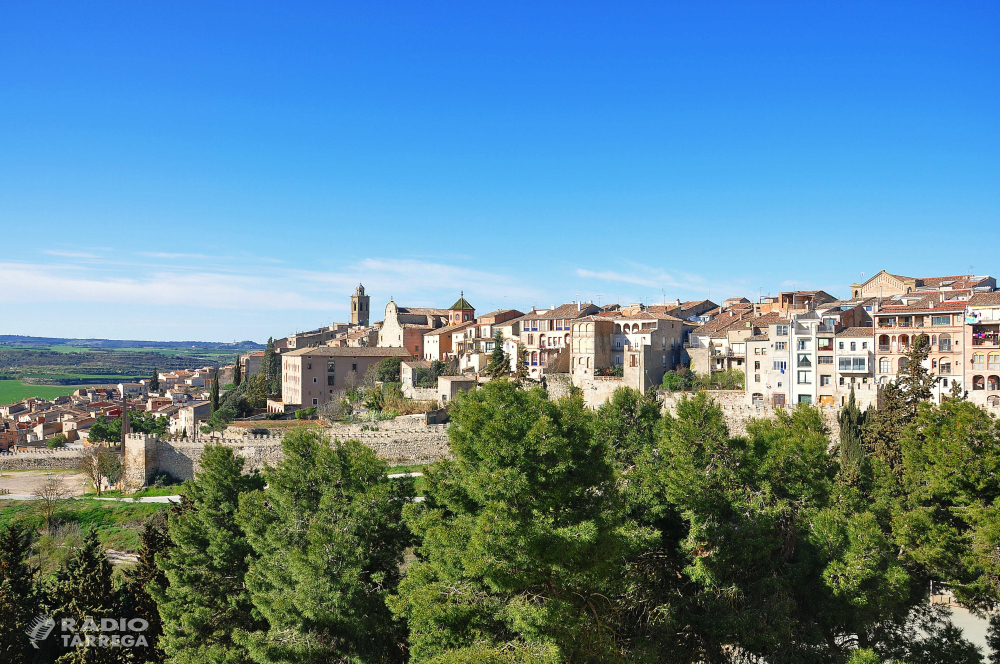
[{"left": 578, "top": 301, "right": 581, "bottom": 311}]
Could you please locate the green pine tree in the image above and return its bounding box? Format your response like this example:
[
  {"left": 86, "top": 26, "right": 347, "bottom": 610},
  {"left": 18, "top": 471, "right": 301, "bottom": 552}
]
[
  {"left": 46, "top": 530, "right": 123, "bottom": 664},
  {"left": 0, "top": 523, "right": 39, "bottom": 663},
  {"left": 512, "top": 342, "right": 530, "bottom": 386},
  {"left": 233, "top": 358, "right": 242, "bottom": 388},
  {"left": 149, "top": 368, "right": 159, "bottom": 394},
  {"left": 236, "top": 428, "right": 410, "bottom": 663},
  {"left": 483, "top": 331, "right": 510, "bottom": 378},
  {"left": 120, "top": 518, "right": 170, "bottom": 663},
  {"left": 390, "top": 381, "right": 638, "bottom": 662},
  {"left": 896, "top": 333, "right": 938, "bottom": 407},
  {"left": 152, "top": 445, "right": 265, "bottom": 664}
]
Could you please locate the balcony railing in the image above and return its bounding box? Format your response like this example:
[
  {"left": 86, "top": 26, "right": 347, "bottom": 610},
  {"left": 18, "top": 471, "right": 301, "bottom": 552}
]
[
  {"left": 879, "top": 345, "right": 890, "bottom": 352},
  {"left": 817, "top": 324, "right": 835, "bottom": 333}
]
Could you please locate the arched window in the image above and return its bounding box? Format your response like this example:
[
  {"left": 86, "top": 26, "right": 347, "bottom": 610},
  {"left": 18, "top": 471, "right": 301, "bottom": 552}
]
[
  {"left": 939, "top": 333, "right": 952, "bottom": 351},
  {"left": 973, "top": 353, "right": 985, "bottom": 370},
  {"left": 899, "top": 334, "right": 909, "bottom": 349},
  {"left": 898, "top": 357, "right": 908, "bottom": 371},
  {"left": 531, "top": 352, "right": 538, "bottom": 365},
  {"left": 989, "top": 376, "right": 1000, "bottom": 391},
  {"left": 973, "top": 375, "right": 985, "bottom": 390},
  {"left": 879, "top": 357, "right": 890, "bottom": 373},
  {"left": 879, "top": 334, "right": 890, "bottom": 350},
  {"left": 989, "top": 354, "right": 1000, "bottom": 370},
  {"left": 586, "top": 357, "right": 591, "bottom": 368},
  {"left": 614, "top": 324, "right": 621, "bottom": 334}
]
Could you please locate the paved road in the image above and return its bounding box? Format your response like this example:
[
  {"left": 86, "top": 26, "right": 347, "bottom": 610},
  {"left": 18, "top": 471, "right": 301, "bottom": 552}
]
[{"left": 0, "top": 494, "right": 181, "bottom": 503}]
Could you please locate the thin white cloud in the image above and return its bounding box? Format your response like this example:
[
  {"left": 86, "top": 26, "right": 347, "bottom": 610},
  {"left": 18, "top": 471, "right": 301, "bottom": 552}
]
[
  {"left": 138, "top": 251, "right": 215, "bottom": 260},
  {"left": 43, "top": 249, "right": 100, "bottom": 259}
]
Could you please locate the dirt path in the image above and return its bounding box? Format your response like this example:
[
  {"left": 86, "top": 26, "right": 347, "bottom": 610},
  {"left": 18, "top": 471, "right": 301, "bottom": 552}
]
[{"left": 0, "top": 469, "right": 87, "bottom": 497}]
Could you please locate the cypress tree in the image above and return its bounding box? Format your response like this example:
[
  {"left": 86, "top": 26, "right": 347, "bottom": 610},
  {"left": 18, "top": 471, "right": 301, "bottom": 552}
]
[
  {"left": 152, "top": 445, "right": 264, "bottom": 664},
  {"left": 0, "top": 523, "right": 39, "bottom": 662},
  {"left": 232, "top": 358, "right": 242, "bottom": 387},
  {"left": 839, "top": 385, "right": 866, "bottom": 481},
  {"left": 483, "top": 331, "right": 510, "bottom": 378},
  {"left": 210, "top": 369, "right": 220, "bottom": 414},
  {"left": 896, "top": 333, "right": 937, "bottom": 407},
  {"left": 149, "top": 368, "right": 159, "bottom": 394},
  {"left": 46, "top": 529, "right": 123, "bottom": 663}
]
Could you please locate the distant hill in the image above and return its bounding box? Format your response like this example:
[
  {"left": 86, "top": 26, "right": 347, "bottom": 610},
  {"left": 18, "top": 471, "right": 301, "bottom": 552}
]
[{"left": 0, "top": 336, "right": 264, "bottom": 351}]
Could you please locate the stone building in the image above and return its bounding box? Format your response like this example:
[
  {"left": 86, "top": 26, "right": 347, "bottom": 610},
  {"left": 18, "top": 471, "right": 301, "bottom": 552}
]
[
  {"left": 281, "top": 346, "right": 411, "bottom": 407},
  {"left": 378, "top": 300, "right": 450, "bottom": 359}
]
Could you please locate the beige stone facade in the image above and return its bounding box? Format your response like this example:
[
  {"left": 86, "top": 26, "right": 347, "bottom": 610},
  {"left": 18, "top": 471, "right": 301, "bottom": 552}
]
[{"left": 281, "top": 346, "right": 411, "bottom": 407}]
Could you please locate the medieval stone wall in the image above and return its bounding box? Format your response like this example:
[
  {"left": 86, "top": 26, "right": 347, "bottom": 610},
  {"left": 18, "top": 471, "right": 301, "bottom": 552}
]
[{"left": 123, "top": 418, "right": 453, "bottom": 484}]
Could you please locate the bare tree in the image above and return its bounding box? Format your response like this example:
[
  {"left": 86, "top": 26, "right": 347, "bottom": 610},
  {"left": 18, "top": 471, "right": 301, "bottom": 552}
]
[
  {"left": 78, "top": 447, "right": 124, "bottom": 497},
  {"left": 33, "top": 474, "right": 69, "bottom": 532}
]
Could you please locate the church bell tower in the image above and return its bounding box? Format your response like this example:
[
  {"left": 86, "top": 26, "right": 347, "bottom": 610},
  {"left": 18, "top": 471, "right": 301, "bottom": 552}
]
[{"left": 351, "top": 284, "right": 370, "bottom": 326}]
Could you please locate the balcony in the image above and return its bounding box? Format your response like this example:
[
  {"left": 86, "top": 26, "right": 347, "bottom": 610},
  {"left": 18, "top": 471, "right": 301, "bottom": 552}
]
[
  {"left": 817, "top": 324, "right": 836, "bottom": 333},
  {"left": 879, "top": 345, "right": 890, "bottom": 352}
]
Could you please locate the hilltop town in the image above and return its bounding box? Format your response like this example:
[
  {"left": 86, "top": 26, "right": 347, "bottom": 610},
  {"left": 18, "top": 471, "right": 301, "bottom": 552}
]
[{"left": 5, "top": 269, "right": 998, "bottom": 453}]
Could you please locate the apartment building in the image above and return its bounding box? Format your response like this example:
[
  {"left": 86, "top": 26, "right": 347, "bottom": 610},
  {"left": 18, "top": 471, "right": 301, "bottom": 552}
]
[
  {"left": 965, "top": 292, "right": 1000, "bottom": 407},
  {"left": 422, "top": 321, "right": 474, "bottom": 362},
  {"left": 570, "top": 310, "right": 684, "bottom": 393},
  {"left": 874, "top": 294, "right": 968, "bottom": 402},
  {"left": 520, "top": 302, "right": 601, "bottom": 379},
  {"left": 851, "top": 271, "right": 996, "bottom": 299},
  {"left": 281, "top": 346, "right": 411, "bottom": 407}
]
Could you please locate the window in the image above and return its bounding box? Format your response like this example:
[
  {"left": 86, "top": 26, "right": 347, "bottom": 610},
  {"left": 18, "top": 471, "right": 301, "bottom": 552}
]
[
  {"left": 939, "top": 361, "right": 951, "bottom": 375},
  {"left": 312, "top": 399, "right": 318, "bottom": 405},
  {"left": 773, "top": 360, "right": 787, "bottom": 372},
  {"left": 879, "top": 358, "right": 890, "bottom": 373},
  {"left": 797, "top": 339, "right": 809, "bottom": 350},
  {"left": 797, "top": 370, "right": 810, "bottom": 384},
  {"left": 797, "top": 354, "right": 812, "bottom": 367},
  {"left": 990, "top": 354, "right": 1000, "bottom": 370},
  {"left": 352, "top": 363, "right": 358, "bottom": 372},
  {"left": 798, "top": 394, "right": 812, "bottom": 404},
  {"left": 850, "top": 342, "right": 857, "bottom": 351},
  {"left": 755, "top": 374, "right": 761, "bottom": 382},
  {"left": 327, "top": 375, "right": 336, "bottom": 385},
  {"left": 820, "top": 375, "right": 831, "bottom": 386},
  {"left": 839, "top": 342, "right": 844, "bottom": 350},
  {"left": 932, "top": 316, "right": 950, "bottom": 326},
  {"left": 527, "top": 334, "right": 534, "bottom": 345},
  {"left": 776, "top": 325, "right": 788, "bottom": 336},
  {"left": 862, "top": 342, "right": 868, "bottom": 349},
  {"left": 327, "top": 360, "right": 336, "bottom": 372},
  {"left": 754, "top": 361, "right": 761, "bottom": 370},
  {"left": 818, "top": 338, "right": 833, "bottom": 351},
  {"left": 307, "top": 363, "right": 312, "bottom": 370},
  {"left": 974, "top": 353, "right": 985, "bottom": 370},
  {"left": 775, "top": 342, "right": 787, "bottom": 351},
  {"left": 853, "top": 357, "right": 866, "bottom": 371},
  {"left": 818, "top": 356, "right": 833, "bottom": 364},
  {"left": 313, "top": 377, "right": 317, "bottom": 383},
  {"left": 839, "top": 358, "right": 851, "bottom": 370},
  {"left": 840, "top": 376, "right": 845, "bottom": 385},
  {"left": 939, "top": 334, "right": 952, "bottom": 352}
]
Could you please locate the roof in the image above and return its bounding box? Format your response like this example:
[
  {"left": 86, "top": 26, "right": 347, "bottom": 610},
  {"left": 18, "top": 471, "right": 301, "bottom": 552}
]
[
  {"left": 746, "top": 334, "right": 769, "bottom": 341},
  {"left": 283, "top": 346, "right": 412, "bottom": 358},
  {"left": 523, "top": 303, "right": 601, "bottom": 320},
  {"left": 970, "top": 292, "right": 1000, "bottom": 307},
  {"left": 397, "top": 306, "right": 450, "bottom": 317},
  {"left": 595, "top": 310, "right": 684, "bottom": 322},
  {"left": 401, "top": 360, "right": 433, "bottom": 369},
  {"left": 424, "top": 322, "right": 475, "bottom": 337},
  {"left": 837, "top": 327, "right": 876, "bottom": 338},
  {"left": 476, "top": 308, "right": 524, "bottom": 321},
  {"left": 449, "top": 296, "right": 475, "bottom": 310},
  {"left": 876, "top": 302, "right": 968, "bottom": 315}
]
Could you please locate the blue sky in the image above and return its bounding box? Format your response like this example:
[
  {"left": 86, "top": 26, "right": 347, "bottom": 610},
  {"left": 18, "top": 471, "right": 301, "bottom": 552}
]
[{"left": 1, "top": 1, "right": 997, "bottom": 342}]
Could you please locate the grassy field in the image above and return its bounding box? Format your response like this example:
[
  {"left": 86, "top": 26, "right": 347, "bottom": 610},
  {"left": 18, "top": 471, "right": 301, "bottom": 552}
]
[
  {"left": 0, "top": 498, "right": 171, "bottom": 577},
  {"left": 0, "top": 379, "right": 86, "bottom": 403}
]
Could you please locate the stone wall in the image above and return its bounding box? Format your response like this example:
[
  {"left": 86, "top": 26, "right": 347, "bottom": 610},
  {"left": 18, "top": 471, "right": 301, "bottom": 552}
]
[
  {"left": 0, "top": 449, "right": 84, "bottom": 471},
  {"left": 545, "top": 374, "right": 574, "bottom": 400},
  {"left": 661, "top": 390, "right": 842, "bottom": 440},
  {"left": 124, "top": 418, "right": 453, "bottom": 484}
]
